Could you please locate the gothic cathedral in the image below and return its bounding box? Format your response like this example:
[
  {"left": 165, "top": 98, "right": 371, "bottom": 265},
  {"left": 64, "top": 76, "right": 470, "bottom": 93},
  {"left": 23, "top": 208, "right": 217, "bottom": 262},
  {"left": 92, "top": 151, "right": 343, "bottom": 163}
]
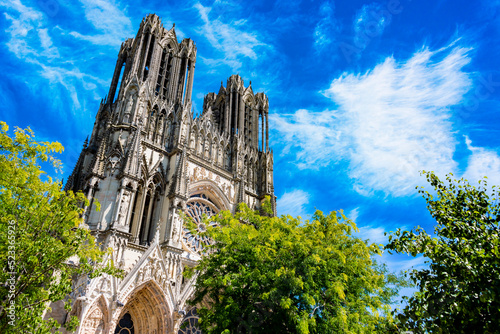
[{"left": 63, "top": 14, "right": 275, "bottom": 334}]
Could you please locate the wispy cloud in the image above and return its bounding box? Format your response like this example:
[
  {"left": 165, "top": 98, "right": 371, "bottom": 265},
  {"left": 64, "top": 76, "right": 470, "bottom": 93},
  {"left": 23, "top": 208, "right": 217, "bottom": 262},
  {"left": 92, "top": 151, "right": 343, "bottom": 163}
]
[
  {"left": 199, "top": 56, "right": 241, "bottom": 74},
  {"left": 338, "top": 1, "right": 408, "bottom": 62},
  {"left": 357, "top": 225, "right": 388, "bottom": 245},
  {"left": 353, "top": 2, "right": 391, "bottom": 52},
  {"left": 347, "top": 207, "right": 360, "bottom": 223},
  {"left": 271, "top": 108, "right": 341, "bottom": 169},
  {"left": 272, "top": 43, "right": 473, "bottom": 197},
  {"left": 2, "top": 0, "right": 46, "bottom": 59},
  {"left": 0, "top": 0, "right": 113, "bottom": 116},
  {"left": 382, "top": 253, "right": 427, "bottom": 276},
  {"left": 69, "top": 0, "right": 133, "bottom": 46},
  {"left": 313, "top": 1, "right": 339, "bottom": 52},
  {"left": 464, "top": 136, "right": 500, "bottom": 186},
  {"left": 277, "top": 189, "right": 310, "bottom": 217},
  {"left": 194, "top": 2, "right": 269, "bottom": 71}
]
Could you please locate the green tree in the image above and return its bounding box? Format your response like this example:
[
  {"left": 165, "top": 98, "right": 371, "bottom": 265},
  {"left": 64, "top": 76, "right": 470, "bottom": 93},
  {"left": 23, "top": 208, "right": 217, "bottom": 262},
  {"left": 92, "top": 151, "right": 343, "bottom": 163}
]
[
  {"left": 187, "top": 201, "right": 404, "bottom": 334},
  {"left": 386, "top": 171, "right": 500, "bottom": 333},
  {"left": 0, "top": 122, "right": 118, "bottom": 333}
]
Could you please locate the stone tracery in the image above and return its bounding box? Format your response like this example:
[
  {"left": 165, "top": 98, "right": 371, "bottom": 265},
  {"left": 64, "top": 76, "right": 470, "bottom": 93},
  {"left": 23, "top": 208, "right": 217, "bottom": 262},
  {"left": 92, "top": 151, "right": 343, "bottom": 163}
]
[
  {"left": 182, "top": 194, "right": 219, "bottom": 254},
  {"left": 177, "top": 308, "right": 201, "bottom": 334}
]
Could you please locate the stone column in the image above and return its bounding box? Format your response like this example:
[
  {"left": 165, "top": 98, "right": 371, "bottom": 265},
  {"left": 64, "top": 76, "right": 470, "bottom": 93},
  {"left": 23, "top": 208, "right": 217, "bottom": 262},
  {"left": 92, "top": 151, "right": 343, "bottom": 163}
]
[
  {"left": 265, "top": 111, "right": 269, "bottom": 152},
  {"left": 184, "top": 60, "right": 195, "bottom": 105}
]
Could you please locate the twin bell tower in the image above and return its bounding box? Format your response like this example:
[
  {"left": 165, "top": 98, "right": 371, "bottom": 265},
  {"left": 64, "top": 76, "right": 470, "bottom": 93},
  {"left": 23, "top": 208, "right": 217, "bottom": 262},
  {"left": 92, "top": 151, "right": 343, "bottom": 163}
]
[{"left": 62, "top": 14, "right": 275, "bottom": 334}]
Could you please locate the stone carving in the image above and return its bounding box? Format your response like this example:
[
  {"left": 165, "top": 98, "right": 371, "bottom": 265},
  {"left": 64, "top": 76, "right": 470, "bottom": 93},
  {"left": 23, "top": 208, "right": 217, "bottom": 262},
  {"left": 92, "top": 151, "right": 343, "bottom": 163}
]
[
  {"left": 157, "top": 115, "right": 164, "bottom": 142},
  {"left": 136, "top": 98, "right": 145, "bottom": 125},
  {"left": 81, "top": 308, "right": 104, "bottom": 334},
  {"left": 81, "top": 298, "right": 107, "bottom": 334},
  {"left": 171, "top": 210, "right": 182, "bottom": 244},
  {"left": 118, "top": 191, "right": 130, "bottom": 225},
  {"left": 173, "top": 124, "right": 179, "bottom": 144},
  {"left": 180, "top": 122, "right": 187, "bottom": 140},
  {"left": 188, "top": 165, "right": 236, "bottom": 202},
  {"left": 123, "top": 95, "right": 135, "bottom": 124},
  {"left": 106, "top": 155, "right": 121, "bottom": 177}
]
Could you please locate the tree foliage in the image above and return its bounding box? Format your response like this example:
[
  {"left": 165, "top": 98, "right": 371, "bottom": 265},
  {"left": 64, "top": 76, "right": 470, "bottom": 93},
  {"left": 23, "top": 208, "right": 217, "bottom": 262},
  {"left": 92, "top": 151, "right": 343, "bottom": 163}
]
[
  {"left": 0, "top": 122, "right": 118, "bottom": 333},
  {"left": 386, "top": 171, "right": 500, "bottom": 333},
  {"left": 188, "top": 201, "right": 404, "bottom": 334}
]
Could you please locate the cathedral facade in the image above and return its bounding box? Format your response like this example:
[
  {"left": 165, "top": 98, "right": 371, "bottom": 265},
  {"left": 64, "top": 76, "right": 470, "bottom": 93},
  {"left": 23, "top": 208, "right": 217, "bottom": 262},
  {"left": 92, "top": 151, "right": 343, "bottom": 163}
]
[{"left": 63, "top": 14, "right": 275, "bottom": 333}]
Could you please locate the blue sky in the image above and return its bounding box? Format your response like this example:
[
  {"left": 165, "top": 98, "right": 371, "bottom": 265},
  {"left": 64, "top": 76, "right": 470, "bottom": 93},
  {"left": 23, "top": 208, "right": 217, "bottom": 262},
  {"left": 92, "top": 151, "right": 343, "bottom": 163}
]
[{"left": 2, "top": 0, "right": 500, "bottom": 297}]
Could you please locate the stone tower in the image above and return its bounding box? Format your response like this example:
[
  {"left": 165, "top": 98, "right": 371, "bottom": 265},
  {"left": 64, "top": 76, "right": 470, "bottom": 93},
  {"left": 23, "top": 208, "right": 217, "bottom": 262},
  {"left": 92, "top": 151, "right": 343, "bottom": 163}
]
[{"left": 63, "top": 13, "right": 275, "bottom": 333}]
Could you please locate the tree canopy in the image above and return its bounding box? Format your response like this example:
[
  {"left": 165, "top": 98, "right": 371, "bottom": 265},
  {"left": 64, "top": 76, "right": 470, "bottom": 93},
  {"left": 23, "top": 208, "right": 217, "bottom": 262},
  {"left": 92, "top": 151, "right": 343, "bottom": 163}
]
[
  {"left": 187, "top": 201, "right": 404, "bottom": 334},
  {"left": 0, "top": 122, "right": 117, "bottom": 333},
  {"left": 386, "top": 171, "right": 500, "bottom": 333}
]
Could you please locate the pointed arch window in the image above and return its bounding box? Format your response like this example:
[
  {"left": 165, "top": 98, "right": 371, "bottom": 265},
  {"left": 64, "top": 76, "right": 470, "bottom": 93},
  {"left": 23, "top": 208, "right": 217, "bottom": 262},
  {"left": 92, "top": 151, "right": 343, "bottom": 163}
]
[
  {"left": 138, "top": 30, "right": 156, "bottom": 82},
  {"left": 143, "top": 34, "right": 155, "bottom": 81},
  {"left": 137, "top": 192, "right": 151, "bottom": 244},
  {"left": 128, "top": 186, "right": 140, "bottom": 234},
  {"left": 177, "top": 55, "right": 189, "bottom": 103},
  {"left": 109, "top": 55, "right": 126, "bottom": 104},
  {"left": 155, "top": 45, "right": 173, "bottom": 100},
  {"left": 137, "top": 185, "right": 161, "bottom": 246}
]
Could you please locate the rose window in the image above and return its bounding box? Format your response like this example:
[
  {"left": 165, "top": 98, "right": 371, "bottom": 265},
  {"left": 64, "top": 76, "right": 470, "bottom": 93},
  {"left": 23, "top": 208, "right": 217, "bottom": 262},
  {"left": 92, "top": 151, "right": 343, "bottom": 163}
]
[
  {"left": 178, "top": 308, "right": 201, "bottom": 334},
  {"left": 182, "top": 194, "right": 218, "bottom": 254}
]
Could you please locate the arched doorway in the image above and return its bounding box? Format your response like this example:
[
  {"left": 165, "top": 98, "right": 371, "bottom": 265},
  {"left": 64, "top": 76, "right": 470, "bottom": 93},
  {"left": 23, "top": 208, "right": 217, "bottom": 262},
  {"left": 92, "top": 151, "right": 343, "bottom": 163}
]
[{"left": 114, "top": 281, "right": 172, "bottom": 333}]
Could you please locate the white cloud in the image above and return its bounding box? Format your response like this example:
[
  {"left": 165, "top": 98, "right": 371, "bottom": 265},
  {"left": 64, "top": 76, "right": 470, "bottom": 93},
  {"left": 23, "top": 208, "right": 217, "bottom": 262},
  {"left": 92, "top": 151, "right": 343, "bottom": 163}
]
[
  {"left": 194, "top": 2, "right": 268, "bottom": 70},
  {"left": 357, "top": 225, "right": 387, "bottom": 245},
  {"left": 200, "top": 56, "right": 241, "bottom": 73},
  {"left": 382, "top": 253, "right": 427, "bottom": 273},
  {"left": 277, "top": 189, "right": 310, "bottom": 217},
  {"left": 270, "top": 109, "right": 341, "bottom": 170},
  {"left": 38, "top": 28, "right": 60, "bottom": 58},
  {"left": 0, "top": 0, "right": 111, "bottom": 115},
  {"left": 352, "top": 213, "right": 395, "bottom": 246},
  {"left": 313, "top": 1, "right": 339, "bottom": 52},
  {"left": 38, "top": 63, "right": 107, "bottom": 108},
  {"left": 353, "top": 2, "right": 390, "bottom": 52},
  {"left": 463, "top": 136, "right": 500, "bottom": 186},
  {"left": 69, "top": 0, "right": 133, "bottom": 46},
  {"left": 1, "top": 0, "right": 44, "bottom": 59},
  {"left": 272, "top": 44, "right": 473, "bottom": 197},
  {"left": 347, "top": 207, "right": 360, "bottom": 223}
]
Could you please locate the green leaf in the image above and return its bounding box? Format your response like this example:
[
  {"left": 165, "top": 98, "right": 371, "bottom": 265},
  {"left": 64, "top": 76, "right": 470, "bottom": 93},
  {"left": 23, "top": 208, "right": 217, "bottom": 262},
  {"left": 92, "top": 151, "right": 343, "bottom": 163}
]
[
  {"left": 0, "top": 123, "right": 122, "bottom": 333},
  {"left": 189, "top": 203, "right": 404, "bottom": 333},
  {"left": 386, "top": 171, "right": 500, "bottom": 333}
]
